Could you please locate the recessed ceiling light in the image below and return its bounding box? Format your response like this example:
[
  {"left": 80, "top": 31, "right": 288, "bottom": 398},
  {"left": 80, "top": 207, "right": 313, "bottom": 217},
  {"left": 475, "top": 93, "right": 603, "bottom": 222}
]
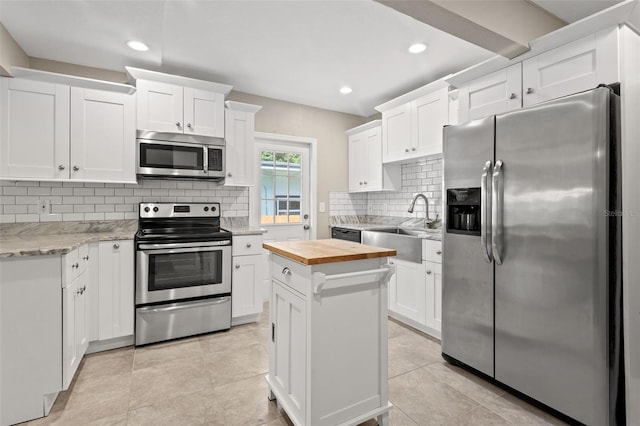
[
  {"left": 408, "top": 43, "right": 427, "bottom": 54},
  {"left": 339, "top": 86, "right": 353, "bottom": 94},
  {"left": 127, "top": 40, "right": 149, "bottom": 52}
]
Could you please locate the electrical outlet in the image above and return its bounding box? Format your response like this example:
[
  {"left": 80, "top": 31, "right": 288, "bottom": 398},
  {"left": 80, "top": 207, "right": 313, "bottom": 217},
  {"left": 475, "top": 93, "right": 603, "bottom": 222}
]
[
  {"left": 319, "top": 202, "right": 326, "bottom": 213},
  {"left": 38, "top": 199, "right": 51, "bottom": 215}
]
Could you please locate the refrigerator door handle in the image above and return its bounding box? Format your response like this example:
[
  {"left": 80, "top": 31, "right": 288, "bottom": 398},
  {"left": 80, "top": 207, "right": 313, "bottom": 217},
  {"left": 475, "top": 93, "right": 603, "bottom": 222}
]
[
  {"left": 491, "top": 160, "right": 504, "bottom": 264},
  {"left": 481, "top": 160, "right": 493, "bottom": 263}
]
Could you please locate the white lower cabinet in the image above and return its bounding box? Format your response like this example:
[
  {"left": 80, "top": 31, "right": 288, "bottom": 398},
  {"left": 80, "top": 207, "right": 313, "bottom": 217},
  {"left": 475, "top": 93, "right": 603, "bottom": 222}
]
[
  {"left": 232, "top": 235, "right": 265, "bottom": 325},
  {"left": 388, "top": 239, "right": 442, "bottom": 339},
  {"left": 62, "top": 269, "right": 89, "bottom": 390},
  {"left": 98, "top": 240, "right": 134, "bottom": 340}
]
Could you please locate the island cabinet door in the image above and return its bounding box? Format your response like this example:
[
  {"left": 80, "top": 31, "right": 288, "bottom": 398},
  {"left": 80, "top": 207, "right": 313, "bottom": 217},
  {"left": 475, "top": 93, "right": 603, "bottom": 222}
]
[{"left": 270, "top": 280, "right": 307, "bottom": 424}]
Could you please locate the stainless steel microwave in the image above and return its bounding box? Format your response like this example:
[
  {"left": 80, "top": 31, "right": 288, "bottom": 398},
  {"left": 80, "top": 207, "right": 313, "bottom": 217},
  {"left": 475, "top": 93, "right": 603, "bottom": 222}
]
[{"left": 136, "top": 131, "right": 225, "bottom": 180}]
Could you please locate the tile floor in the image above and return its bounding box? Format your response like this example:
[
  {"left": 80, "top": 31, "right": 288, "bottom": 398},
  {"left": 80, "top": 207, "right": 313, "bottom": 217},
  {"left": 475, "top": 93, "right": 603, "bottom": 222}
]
[{"left": 24, "top": 308, "right": 568, "bottom": 426}]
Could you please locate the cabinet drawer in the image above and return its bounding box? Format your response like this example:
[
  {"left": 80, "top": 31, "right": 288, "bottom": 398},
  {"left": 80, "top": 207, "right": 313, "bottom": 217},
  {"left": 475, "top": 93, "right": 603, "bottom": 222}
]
[
  {"left": 271, "top": 254, "right": 310, "bottom": 297},
  {"left": 422, "top": 240, "right": 442, "bottom": 263},
  {"left": 233, "top": 235, "right": 263, "bottom": 256},
  {"left": 62, "top": 248, "right": 79, "bottom": 287}
]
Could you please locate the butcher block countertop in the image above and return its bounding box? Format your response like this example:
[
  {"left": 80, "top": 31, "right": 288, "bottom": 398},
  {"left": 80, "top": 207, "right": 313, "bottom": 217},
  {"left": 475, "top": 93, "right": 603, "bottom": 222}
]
[{"left": 263, "top": 239, "right": 396, "bottom": 265}]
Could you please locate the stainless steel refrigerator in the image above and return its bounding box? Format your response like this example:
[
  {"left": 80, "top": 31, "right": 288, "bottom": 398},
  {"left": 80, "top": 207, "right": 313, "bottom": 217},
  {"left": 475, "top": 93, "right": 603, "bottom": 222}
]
[{"left": 442, "top": 87, "right": 624, "bottom": 425}]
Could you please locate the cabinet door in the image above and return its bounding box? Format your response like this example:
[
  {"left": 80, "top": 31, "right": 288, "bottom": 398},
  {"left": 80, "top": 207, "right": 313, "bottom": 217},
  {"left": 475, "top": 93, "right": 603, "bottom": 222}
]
[
  {"left": 0, "top": 78, "right": 70, "bottom": 180},
  {"left": 388, "top": 258, "right": 426, "bottom": 324},
  {"left": 225, "top": 108, "right": 253, "bottom": 186},
  {"left": 458, "top": 64, "right": 522, "bottom": 123},
  {"left": 381, "top": 102, "right": 411, "bottom": 163},
  {"left": 270, "top": 280, "right": 306, "bottom": 423},
  {"left": 70, "top": 88, "right": 135, "bottom": 182},
  {"left": 424, "top": 261, "right": 442, "bottom": 334},
  {"left": 414, "top": 87, "right": 449, "bottom": 157},
  {"left": 98, "top": 240, "right": 134, "bottom": 340},
  {"left": 136, "top": 80, "right": 183, "bottom": 133},
  {"left": 348, "top": 132, "right": 366, "bottom": 192},
  {"left": 522, "top": 28, "right": 618, "bottom": 107},
  {"left": 63, "top": 271, "right": 88, "bottom": 390},
  {"left": 184, "top": 87, "right": 224, "bottom": 137},
  {"left": 364, "top": 126, "right": 383, "bottom": 190},
  {"left": 232, "top": 254, "right": 264, "bottom": 318}
]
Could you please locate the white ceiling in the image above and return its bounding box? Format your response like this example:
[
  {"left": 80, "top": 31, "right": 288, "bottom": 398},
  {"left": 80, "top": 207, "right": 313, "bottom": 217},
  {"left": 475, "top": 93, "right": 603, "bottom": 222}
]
[{"left": 0, "top": 0, "right": 622, "bottom": 117}]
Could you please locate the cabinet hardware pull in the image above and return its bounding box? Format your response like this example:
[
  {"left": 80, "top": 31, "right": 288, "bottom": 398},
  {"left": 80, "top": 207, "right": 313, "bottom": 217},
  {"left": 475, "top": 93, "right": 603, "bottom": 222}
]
[
  {"left": 282, "top": 267, "right": 292, "bottom": 276},
  {"left": 58, "top": 165, "right": 65, "bottom": 170},
  {"left": 176, "top": 121, "right": 181, "bottom": 127},
  {"left": 509, "top": 93, "right": 517, "bottom": 99},
  {"left": 73, "top": 166, "right": 79, "bottom": 171},
  {"left": 246, "top": 243, "right": 252, "bottom": 248},
  {"left": 411, "top": 147, "right": 416, "bottom": 151},
  {"left": 113, "top": 243, "right": 120, "bottom": 249},
  {"left": 271, "top": 323, "right": 275, "bottom": 342},
  {"left": 436, "top": 250, "right": 442, "bottom": 255},
  {"left": 405, "top": 148, "right": 409, "bottom": 152},
  {"left": 227, "top": 172, "right": 232, "bottom": 177},
  {"left": 426, "top": 270, "right": 432, "bottom": 275},
  {"left": 235, "top": 264, "right": 240, "bottom": 269},
  {"left": 526, "top": 87, "right": 534, "bottom": 94},
  {"left": 187, "top": 123, "right": 192, "bottom": 128},
  {"left": 363, "top": 181, "right": 367, "bottom": 184},
  {"left": 73, "top": 262, "right": 79, "bottom": 269}
]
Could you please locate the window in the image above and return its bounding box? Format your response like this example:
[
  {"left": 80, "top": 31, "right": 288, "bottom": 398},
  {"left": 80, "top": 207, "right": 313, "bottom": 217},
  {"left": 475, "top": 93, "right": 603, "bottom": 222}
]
[{"left": 260, "top": 151, "right": 301, "bottom": 224}]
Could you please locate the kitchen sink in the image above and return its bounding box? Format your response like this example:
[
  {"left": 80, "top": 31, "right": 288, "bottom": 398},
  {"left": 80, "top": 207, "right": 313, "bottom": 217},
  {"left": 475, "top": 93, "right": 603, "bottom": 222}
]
[{"left": 361, "top": 228, "right": 424, "bottom": 263}]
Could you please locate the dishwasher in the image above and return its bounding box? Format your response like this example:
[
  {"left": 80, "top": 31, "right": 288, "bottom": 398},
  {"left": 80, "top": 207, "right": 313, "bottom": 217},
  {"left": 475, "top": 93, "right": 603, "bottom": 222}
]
[{"left": 330, "top": 226, "right": 362, "bottom": 243}]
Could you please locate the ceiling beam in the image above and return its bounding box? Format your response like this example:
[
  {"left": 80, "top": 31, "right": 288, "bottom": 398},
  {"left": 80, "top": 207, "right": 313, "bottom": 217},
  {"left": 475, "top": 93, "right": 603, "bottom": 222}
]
[{"left": 375, "top": 0, "right": 566, "bottom": 59}]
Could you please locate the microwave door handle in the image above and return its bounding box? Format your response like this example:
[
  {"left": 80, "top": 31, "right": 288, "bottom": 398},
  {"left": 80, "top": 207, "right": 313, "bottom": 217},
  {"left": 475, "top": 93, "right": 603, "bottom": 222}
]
[
  {"left": 203, "top": 146, "right": 209, "bottom": 175},
  {"left": 481, "top": 161, "right": 492, "bottom": 263},
  {"left": 491, "top": 160, "right": 504, "bottom": 265}
]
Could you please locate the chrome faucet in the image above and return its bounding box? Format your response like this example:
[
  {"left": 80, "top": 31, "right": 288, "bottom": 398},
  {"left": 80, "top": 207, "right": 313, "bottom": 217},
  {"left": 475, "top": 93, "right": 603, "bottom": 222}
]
[{"left": 408, "top": 193, "right": 439, "bottom": 227}]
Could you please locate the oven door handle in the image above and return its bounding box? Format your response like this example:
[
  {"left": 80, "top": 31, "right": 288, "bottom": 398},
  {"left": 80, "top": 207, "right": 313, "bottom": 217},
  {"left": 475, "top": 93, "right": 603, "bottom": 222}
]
[
  {"left": 138, "top": 241, "right": 231, "bottom": 250},
  {"left": 138, "top": 297, "right": 231, "bottom": 314},
  {"left": 139, "top": 246, "right": 229, "bottom": 255}
]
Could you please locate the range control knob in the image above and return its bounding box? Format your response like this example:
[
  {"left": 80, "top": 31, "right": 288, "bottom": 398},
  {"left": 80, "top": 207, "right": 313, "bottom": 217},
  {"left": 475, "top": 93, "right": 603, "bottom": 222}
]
[
  {"left": 211, "top": 206, "right": 217, "bottom": 212},
  {"left": 153, "top": 207, "right": 159, "bottom": 213},
  {"left": 204, "top": 207, "right": 209, "bottom": 212},
  {"left": 144, "top": 207, "right": 150, "bottom": 213}
]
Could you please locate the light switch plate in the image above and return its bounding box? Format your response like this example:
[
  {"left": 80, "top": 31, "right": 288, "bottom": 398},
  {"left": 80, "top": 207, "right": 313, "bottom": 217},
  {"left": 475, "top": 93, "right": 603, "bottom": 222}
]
[{"left": 319, "top": 202, "right": 326, "bottom": 213}]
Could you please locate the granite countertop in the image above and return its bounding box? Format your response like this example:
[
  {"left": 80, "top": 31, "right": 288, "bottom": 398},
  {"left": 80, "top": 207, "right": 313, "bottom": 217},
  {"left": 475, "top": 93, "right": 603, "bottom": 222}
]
[
  {"left": 263, "top": 239, "right": 396, "bottom": 265},
  {"left": 226, "top": 226, "right": 268, "bottom": 236},
  {"left": 0, "top": 220, "right": 137, "bottom": 258}
]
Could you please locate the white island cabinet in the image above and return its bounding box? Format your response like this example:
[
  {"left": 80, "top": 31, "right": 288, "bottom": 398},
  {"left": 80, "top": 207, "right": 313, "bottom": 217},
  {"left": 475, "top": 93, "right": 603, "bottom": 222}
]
[{"left": 263, "top": 239, "right": 396, "bottom": 426}]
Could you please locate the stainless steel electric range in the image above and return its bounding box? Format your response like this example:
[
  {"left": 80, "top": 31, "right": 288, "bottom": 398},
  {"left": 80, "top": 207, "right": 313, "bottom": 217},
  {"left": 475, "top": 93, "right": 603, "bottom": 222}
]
[{"left": 135, "top": 202, "right": 232, "bottom": 346}]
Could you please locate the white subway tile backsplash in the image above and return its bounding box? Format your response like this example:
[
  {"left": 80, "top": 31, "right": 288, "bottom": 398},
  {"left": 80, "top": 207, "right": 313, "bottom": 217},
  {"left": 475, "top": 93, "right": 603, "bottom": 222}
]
[{"left": 0, "top": 179, "right": 250, "bottom": 223}]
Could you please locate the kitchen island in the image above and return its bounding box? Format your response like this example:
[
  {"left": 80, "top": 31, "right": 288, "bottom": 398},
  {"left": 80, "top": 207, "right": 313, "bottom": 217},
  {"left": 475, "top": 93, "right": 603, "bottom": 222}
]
[{"left": 263, "top": 239, "right": 396, "bottom": 426}]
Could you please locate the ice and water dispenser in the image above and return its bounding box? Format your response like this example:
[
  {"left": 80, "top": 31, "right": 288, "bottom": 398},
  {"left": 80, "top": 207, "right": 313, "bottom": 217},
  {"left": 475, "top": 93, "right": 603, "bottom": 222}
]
[{"left": 446, "top": 188, "right": 480, "bottom": 235}]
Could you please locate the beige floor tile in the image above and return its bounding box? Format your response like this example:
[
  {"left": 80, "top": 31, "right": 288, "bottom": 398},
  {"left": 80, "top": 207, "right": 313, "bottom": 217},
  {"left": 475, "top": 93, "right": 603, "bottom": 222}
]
[
  {"left": 426, "top": 362, "right": 505, "bottom": 405},
  {"left": 76, "top": 347, "right": 134, "bottom": 381},
  {"left": 388, "top": 318, "right": 415, "bottom": 339},
  {"left": 388, "top": 332, "right": 442, "bottom": 378},
  {"left": 389, "top": 366, "right": 479, "bottom": 425},
  {"left": 206, "top": 375, "right": 283, "bottom": 426},
  {"left": 482, "top": 393, "right": 569, "bottom": 425},
  {"left": 129, "top": 359, "right": 212, "bottom": 410},
  {"left": 203, "top": 342, "right": 269, "bottom": 387},
  {"left": 357, "top": 405, "right": 418, "bottom": 426},
  {"left": 444, "top": 405, "right": 510, "bottom": 425},
  {"left": 199, "top": 325, "right": 262, "bottom": 354},
  {"left": 133, "top": 338, "right": 202, "bottom": 371},
  {"left": 24, "top": 411, "right": 128, "bottom": 425},
  {"left": 126, "top": 390, "right": 213, "bottom": 426}
]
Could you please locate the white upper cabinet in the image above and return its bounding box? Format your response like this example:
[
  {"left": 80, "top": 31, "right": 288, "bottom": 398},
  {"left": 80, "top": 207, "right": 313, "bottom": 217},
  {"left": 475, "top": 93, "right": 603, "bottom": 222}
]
[
  {"left": 522, "top": 28, "right": 619, "bottom": 107},
  {"left": 1, "top": 70, "right": 136, "bottom": 183},
  {"left": 376, "top": 81, "right": 450, "bottom": 163},
  {"left": 224, "top": 101, "right": 262, "bottom": 186},
  {"left": 346, "top": 120, "right": 400, "bottom": 193},
  {"left": 127, "top": 67, "right": 232, "bottom": 138},
  {"left": 70, "top": 88, "right": 135, "bottom": 182},
  {"left": 453, "top": 27, "right": 620, "bottom": 122},
  {"left": 0, "top": 78, "right": 70, "bottom": 180},
  {"left": 458, "top": 64, "right": 522, "bottom": 123}
]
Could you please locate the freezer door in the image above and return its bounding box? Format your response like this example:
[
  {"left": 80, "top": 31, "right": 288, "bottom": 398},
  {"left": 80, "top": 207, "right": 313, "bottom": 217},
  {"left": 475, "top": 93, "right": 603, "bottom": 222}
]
[
  {"left": 494, "top": 88, "right": 611, "bottom": 425},
  {"left": 442, "top": 116, "right": 495, "bottom": 377}
]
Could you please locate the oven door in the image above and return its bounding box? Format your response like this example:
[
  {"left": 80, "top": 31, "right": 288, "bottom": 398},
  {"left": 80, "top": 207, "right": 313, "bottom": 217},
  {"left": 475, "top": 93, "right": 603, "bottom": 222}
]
[
  {"left": 136, "top": 241, "right": 231, "bottom": 305},
  {"left": 138, "top": 140, "right": 207, "bottom": 177}
]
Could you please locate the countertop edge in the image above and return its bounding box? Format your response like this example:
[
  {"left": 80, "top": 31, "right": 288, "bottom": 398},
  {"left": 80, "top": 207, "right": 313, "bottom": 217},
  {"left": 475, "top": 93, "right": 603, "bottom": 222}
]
[{"left": 0, "top": 232, "right": 136, "bottom": 258}]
